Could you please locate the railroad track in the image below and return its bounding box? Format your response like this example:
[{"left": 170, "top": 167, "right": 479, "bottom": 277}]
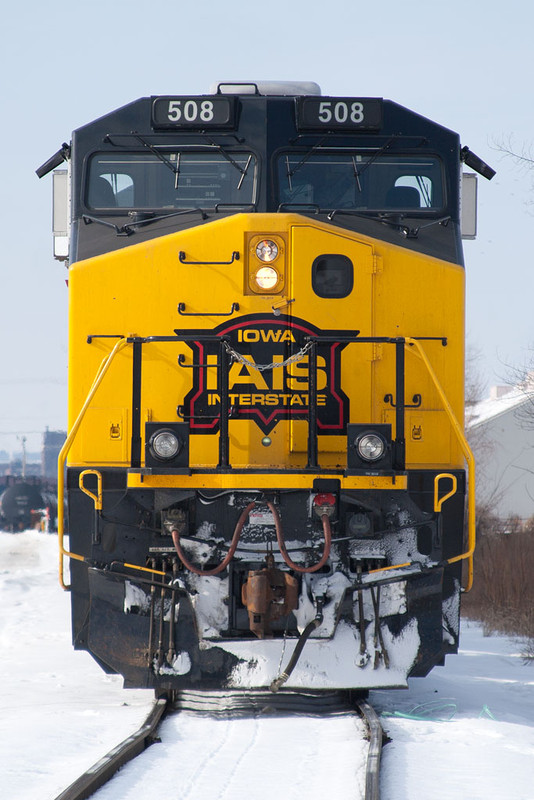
[{"left": 54, "top": 692, "right": 384, "bottom": 800}]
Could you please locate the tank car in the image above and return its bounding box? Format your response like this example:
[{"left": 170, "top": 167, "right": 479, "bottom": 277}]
[
  {"left": 38, "top": 81, "right": 493, "bottom": 693},
  {"left": 0, "top": 480, "right": 57, "bottom": 531}
]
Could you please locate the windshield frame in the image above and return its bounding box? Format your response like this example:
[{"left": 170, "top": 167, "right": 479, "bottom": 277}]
[
  {"left": 274, "top": 147, "right": 447, "bottom": 215},
  {"left": 84, "top": 146, "right": 260, "bottom": 212}
]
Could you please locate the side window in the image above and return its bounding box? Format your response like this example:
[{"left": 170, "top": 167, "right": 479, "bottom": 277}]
[
  {"left": 87, "top": 173, "right": 134, "bottom": 209},
  {"left": 312, "top": 254, "right": 353, "bottom": 298},
  {"left": 394, "top": 175, "right": 433, "bottom": 208}
]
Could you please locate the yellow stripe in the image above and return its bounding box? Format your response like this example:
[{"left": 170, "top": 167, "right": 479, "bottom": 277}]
[{"left": 126, "top": 472, "right": 408, "bottom": 490}]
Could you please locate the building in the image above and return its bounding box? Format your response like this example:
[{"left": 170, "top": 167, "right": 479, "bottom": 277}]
[
  {"left": 0, "top": 430, "right": 66, "bottom": 482},
  {"left": 467, "top": 380, "right": 534, "bottom": 521},
  {"left": 41, "top": 429, "right": 67, "bottom": 479}
]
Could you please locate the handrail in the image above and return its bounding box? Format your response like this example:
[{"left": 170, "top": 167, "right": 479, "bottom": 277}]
[
  {"left": 57, "top": 332, "right": 475, "bottom": 593},
  {"left": 57, "top": 338, "right": 130, "bottom": 590},
  {"left": 405, "top": 337, "right": 476, "bottom": 591},
  {"left": 434, "top": 473, "right": 458, "bottom": 513},
  {"left": 79, "top": 469, "right": 103, "bottom": 510}
]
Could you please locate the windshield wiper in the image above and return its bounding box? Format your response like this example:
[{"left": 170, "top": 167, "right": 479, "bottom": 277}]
[
  {"left": 135, "top": 132, "right": 253, "bottom": 192},
  {"left": 327, "top": 208, "right": 388, "bottom": 223},
  {"left": 132, "top": 133, "right": 182, "bottom": 184},
  {"left": 82, "top": 207, "right": 207, "bottom": 236},
  {"left": 328, "top": 208, "right": 451, "bottom": 239},
  {"left": 202, "top": 135, "right": 253, "bottom": 189},
  {"left": 349, "top": 136, "right": 397, "bottom": 189},
  {"left": 285, "top": 135, "right": 398, "bottom": 193},
  {"left": 351, "top": 156, "right": 362, "bottom": 193},
  {"left": 401, "top": 215, "right": 451, "bottom": 239},
  {"left": 284, "top": 135, "right": 329, "bottom": 189}
]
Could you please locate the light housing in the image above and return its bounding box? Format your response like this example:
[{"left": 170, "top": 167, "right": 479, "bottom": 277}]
[
  {"left": 145, "top": 422, "right": 190, "bottom": 470},
  {"left": 346, "top": 424, "right": 392, "bottom": 472},
  {"left": 246, "top": 233, "right": 286, "bottom": 294}
]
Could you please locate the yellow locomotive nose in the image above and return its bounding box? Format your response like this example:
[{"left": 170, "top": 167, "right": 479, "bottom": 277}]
[{"left": 48, "top": 82, "right": 490, "bottom": 695}]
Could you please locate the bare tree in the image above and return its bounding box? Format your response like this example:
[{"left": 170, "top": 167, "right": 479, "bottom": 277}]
[
  {"left": 493, "top": 136, "right": 534, "bottom": 213},
  {"left": 465, "top": 342, "right": 487, "bottom": 409}
]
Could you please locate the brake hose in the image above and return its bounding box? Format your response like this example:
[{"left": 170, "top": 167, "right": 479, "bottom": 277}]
[
  {"left": 267, "top": 500, "right": 332, "bottom": 573},
  {"left": 171, "top": 501, "right": 255, "bottom": 576},
  {"left": 173, "top": 500, "right": 332, "bottom": 575},
  {"left": 270, "top": 600, "right": 324, "bottom": 692}
]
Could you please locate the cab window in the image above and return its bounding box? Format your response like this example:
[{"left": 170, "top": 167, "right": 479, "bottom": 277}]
[
  {"left": 277, "top": 153, "right": 443, "bottom": 212},
  {"left": 87, "top": 151, "right": 257, "bottom": 210}
]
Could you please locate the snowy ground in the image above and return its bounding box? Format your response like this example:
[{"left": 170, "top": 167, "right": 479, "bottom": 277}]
[{"left": 1, "top": 531, "right": 533, "bottom": 800}]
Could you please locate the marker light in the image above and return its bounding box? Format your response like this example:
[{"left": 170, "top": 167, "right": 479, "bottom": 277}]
[
  {"left": 255, "top": 266, "right": 279, "bottom": 289},
  {"left": 151, "top": 430, "right": 181, "bottom": 460},
  {"left": 356, "top": 432, "right": 386, "bottom": 462},
  {"left": 255, "top": 239, "right": 279, "bottom": 262}
]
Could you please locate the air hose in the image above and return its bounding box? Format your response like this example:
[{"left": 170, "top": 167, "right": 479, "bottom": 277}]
[
  {"left": 172, "top": 500, "right": 332, "bottom": 575},
  {"left": 270, "top": 601, "right": 324, "bottom": 692},
  {"left": 268, "top": 500, "right": 332, "bottom": 573},
  {"left": 171, "top": 501, "right": 255, "bottom": 576}
]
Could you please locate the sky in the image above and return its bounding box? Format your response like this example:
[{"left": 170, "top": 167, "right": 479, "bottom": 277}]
[{"left": 1, "top": 0, "right": 533, "bottom": 454}]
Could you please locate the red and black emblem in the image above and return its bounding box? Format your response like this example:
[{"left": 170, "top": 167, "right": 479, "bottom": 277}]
[{"left": 181, "top": 314, "right": 351, "bottom": 436}]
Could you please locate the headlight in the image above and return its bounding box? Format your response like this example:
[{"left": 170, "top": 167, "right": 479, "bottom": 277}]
[
  {"left": 348, "top": 512, "right": 373, "bottom": 537},
  {"left": 255, "top": 239, "right": 279, "bottom": 262},
  {"left": 150, "top": 430, "right": 181, "bottom": 460},
  {"left": 254, "top": 266, "right": 279, "bottom": 289},
  {"left": 356, "top": 432, "right": 386, "bottom": 462}
]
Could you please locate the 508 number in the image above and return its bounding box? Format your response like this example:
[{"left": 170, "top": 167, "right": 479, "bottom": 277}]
[
  {"left": 317, "top": 101, "right": 364, "bottom": 124},
  {"left": 166, "top": 100, "right": 215, "bottom": 122}
]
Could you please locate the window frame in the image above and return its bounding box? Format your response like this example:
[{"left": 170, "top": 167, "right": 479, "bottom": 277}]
[
  {"left": 274, "top": 148, "right": 447, "bottom": 214},
  {"left": 84, "top": 147, "right": 260, "bottom": 212}
]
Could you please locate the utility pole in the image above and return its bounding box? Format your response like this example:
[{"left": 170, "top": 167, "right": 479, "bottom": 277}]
[{"left": 19, "top": 436, "right": 27, "bottom": 478}]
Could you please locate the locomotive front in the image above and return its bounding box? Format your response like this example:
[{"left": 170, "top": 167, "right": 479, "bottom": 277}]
[{"left": 40, "top": 82, "right": 493, "bottom": 692}]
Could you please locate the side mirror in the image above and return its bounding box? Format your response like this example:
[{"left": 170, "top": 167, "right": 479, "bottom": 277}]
[
  {"left": 461, "top": 172, "right": 477, "bottom": 240},
  {"left": 53, "top": 169, "right": 70, "bottom": 261}
]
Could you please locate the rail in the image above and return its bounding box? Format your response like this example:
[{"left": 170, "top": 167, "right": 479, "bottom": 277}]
[
  {"left": 356, "top": 699, "right": 384, "bottom": 800},
  {"left": 53, "top": 697, "right": 168, "bottom": 800},
  {"left": 52, "top": 692, "right": 383, "bottom": 800}
]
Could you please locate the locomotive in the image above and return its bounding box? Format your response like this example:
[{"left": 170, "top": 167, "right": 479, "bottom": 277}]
[{"left": 38, "top": 81, "right": 493, "bottom": 693}]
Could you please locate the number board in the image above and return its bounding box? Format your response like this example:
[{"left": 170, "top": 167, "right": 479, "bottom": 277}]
[
  {"left": 151, "top": 96, "right": 236, "bottom": 129},
  {"left": 297, "top": 97, "right": 382, "bottom": 131}
]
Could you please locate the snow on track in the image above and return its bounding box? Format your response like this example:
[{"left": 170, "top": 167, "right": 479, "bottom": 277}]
[
  {"left": 0, "top": 532, "right": 152, "bottom": 800},
  {"left": 2, "top": 531, "right": 534, "bottom": 800},
  {"left": 94, "top": 712, "right": 367, "bottom": 800}
]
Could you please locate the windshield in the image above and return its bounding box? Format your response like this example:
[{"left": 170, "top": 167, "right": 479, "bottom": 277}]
[
  {"left": 277, "top": 152, "right": 444, "bottom": 212},
  {"left": 87, "top": 151, "right": 257, "bottom": 210}
]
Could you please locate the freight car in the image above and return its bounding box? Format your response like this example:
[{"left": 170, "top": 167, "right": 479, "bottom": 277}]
[
  {"left": 0, "top": 479, "right": 57, "bottom": 531},
  {"left": 37, "top": 81, "right": 493, "bottom": 693}
]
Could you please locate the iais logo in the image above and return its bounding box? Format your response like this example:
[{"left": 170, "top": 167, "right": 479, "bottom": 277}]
[{"left": 181, "top": 314, "right": 350, "bottom": 435}]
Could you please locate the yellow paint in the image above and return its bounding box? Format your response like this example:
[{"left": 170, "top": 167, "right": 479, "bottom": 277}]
[
  {"left": 126, "top": 472, "right": 408, "bottom": 491},
  {"left": 67, "top": 213, "right": 465, "bottom": 474}
]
